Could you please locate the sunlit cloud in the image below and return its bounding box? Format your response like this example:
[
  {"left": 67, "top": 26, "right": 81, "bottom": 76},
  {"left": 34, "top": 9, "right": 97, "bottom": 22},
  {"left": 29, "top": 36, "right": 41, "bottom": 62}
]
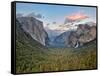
[{"left": 64, "top": 12, "right": 89, "bottom": 24}]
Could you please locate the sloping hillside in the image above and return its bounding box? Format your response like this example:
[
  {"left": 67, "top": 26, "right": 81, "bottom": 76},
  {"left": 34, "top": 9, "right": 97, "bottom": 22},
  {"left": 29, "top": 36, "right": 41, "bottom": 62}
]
[
  {"left": 17, "top": 17, "right": 49, "bottom": 46},
  {"left": 16, "top": 19, "right": 97, "bottom": 73},
  {"left": 16, "top": 19, "right": 49, "bottom": 73},
  {"left": 40, "top": 40, "right": 97, "bottom": 71}
]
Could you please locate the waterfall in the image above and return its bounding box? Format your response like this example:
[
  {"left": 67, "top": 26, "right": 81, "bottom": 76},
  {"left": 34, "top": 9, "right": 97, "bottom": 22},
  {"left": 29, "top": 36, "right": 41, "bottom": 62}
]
[{"left": 74, "top": 41, "right": 79, "bottom": 48}]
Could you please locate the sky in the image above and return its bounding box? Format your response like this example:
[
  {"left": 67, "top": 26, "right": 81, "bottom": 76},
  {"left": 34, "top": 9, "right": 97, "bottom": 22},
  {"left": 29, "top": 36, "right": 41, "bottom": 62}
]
[{"left": 16, "top": 2, "right": 97, "bottom": 29}]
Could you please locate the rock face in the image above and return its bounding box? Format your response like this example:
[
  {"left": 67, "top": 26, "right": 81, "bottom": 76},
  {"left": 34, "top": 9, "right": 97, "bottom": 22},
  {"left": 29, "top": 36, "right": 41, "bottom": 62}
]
[
  {"left": 53, "top": 31, "right": 71, "bottom": 47},
  {"left": 67, "top": 31, "right": 78, "bottom": 47},
  {"left": 52, "top": 23, "right": 96, "bottom": 48},
  {"left": 68, "top": 24, "right": 96, "bottom": 48},
  {"left": 17, "top": 17, "right": 48, "bottom": 46}
]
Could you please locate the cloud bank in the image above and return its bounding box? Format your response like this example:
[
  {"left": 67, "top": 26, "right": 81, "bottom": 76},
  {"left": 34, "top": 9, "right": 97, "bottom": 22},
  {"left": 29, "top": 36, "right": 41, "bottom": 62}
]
[{"left": 64, "top": 12, "right": 89, "bottom": 24}]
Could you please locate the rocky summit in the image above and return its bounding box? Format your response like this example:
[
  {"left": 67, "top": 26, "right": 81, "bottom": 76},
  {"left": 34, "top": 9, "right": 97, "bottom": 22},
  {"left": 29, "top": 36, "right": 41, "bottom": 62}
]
[
  {"left": 68, "top": 23, "right": 96, "bottom": 48},
  {"left": 17, "top": 17, "right": 49, "bottom": 46}
]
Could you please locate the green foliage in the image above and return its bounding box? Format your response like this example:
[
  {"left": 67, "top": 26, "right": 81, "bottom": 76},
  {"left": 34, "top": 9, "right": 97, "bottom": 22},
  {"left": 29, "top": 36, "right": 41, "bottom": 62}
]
[
  {"left": 16, "top": 20, "right": 97, "bottom": 73},
  {"left": 16, "top": 39, "right": 97, "bottom": 73}
]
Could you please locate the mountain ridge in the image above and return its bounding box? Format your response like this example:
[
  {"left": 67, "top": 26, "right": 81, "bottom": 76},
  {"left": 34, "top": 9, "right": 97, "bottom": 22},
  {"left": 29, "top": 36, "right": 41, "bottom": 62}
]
[{"left": 17, "top": 17, "right": 49, "bottom": 46}]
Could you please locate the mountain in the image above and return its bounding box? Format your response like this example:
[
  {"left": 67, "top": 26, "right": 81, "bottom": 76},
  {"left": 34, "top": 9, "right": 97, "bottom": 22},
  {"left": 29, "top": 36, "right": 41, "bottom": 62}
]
[
  {"left": 85, "top": 22, "right": 96, "bottom": 26},
  {"left": 45, "top": 23, "right": 77, "bottom": 38},
  {"left": 17, "top": 17, "right": 49, "bottom": 46},
  {"left": 44, "top": 23, "right": 78, "bottom": 47},
  {"left": 16, "top": 19, "right": 96, "bottom": 73},
  {"left": 16, "top": 19, "right": 50, "bottom": 73},
  {"left": 51, "top": 22, "right": 96, "bottom": 48},
  {"left": 68, "top": 23, "right": 96, "bottom": 48},
  {"left": 52, "top": 31, "right": 71, "bottom": 47}
]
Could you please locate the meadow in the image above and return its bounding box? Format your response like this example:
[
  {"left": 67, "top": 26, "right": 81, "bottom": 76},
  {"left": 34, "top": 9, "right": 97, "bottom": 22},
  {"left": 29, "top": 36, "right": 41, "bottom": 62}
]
[{"left": 16, "top": 39, "right": 97, "bottom": 73}]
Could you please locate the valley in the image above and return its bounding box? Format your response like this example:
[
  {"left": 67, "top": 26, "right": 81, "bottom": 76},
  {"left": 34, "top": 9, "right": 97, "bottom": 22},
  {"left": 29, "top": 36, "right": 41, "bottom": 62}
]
[
  {"left": 16, "top": 16, "right": 97, "bottom": 73},
  {"left": 16, "top": 38, "right": 97, "bottom": 73}
]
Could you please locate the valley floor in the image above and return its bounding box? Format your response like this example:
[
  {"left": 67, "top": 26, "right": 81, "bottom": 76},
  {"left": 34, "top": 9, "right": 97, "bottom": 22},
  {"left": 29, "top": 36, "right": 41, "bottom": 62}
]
[
  {"left": 16, "top": 43, "right": 97, "bottom": 73},
  {"left": 39, "top": 47, "right": 96, "bottom": 72}
]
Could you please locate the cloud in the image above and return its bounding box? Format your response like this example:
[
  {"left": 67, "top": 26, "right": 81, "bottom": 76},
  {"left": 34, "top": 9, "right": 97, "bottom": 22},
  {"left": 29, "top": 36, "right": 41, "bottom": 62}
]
[
  {"left": 64, "top": 12, "right": 89, "bottom": 24},
  {"left": 27, "top": 12, "right": 35, "bottom": 17},
  {"left": 52, "top": 22, "right": 56, "bottom": 24},
  {"left": 67, "top": 13, "right": 88, "bottom": 20},
  {"left": 27, "top": 12, "right": 43, "bottom": 19},
  {"left": 36, "top": 14, "right": 43, "bottom": 18},
  {"left": 16, "top": 13, "right": 23, "bottom": 17}
]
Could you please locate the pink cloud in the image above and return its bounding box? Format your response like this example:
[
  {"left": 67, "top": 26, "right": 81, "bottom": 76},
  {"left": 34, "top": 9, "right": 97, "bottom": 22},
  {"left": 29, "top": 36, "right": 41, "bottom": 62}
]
[{"left": 66, "top": 12, "right": 89, "bottom": 21}]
